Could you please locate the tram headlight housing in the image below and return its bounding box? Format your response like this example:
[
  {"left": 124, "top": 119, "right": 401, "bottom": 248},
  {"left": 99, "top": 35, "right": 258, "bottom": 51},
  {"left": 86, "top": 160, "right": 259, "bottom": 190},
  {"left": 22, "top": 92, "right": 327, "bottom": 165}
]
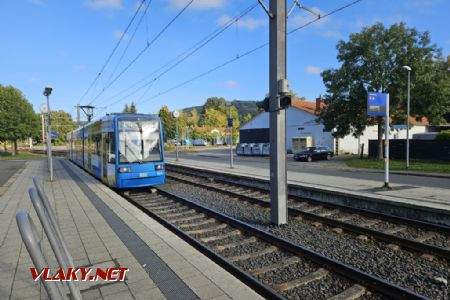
[
  {"left": 155, "top": 164, "right": 165, "bottom": 170},
  {"left": 118, "top": 167, "right": 131, "bottom": 173}
]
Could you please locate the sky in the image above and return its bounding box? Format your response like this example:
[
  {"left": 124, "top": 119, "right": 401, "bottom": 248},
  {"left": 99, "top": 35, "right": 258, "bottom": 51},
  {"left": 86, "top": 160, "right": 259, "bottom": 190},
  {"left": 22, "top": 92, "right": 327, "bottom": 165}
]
[{"left": 1, "top": 0, "right": 449, "bottom": 122}]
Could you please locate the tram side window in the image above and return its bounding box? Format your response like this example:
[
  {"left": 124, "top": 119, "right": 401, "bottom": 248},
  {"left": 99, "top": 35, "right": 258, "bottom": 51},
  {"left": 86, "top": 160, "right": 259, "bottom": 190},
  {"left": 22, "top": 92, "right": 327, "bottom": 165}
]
[
  {"left": 107, "top": 132, "right": 116, "bottom": 163},
  {"left": 95, "top": 134, "right": 101, "bottom": 156}
]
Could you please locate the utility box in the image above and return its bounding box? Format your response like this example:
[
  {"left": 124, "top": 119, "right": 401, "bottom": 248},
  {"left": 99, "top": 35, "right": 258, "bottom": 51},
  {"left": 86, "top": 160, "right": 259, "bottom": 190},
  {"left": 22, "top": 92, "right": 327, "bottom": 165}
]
[{"left": 292, "top": 136, "right": 313, "bottom": 153}]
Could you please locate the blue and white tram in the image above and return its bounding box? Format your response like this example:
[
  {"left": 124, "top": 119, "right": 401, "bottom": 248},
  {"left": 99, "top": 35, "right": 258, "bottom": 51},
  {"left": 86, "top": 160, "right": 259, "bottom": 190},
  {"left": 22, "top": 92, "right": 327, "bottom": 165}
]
[{"left": 67, "top": 114, "right": 165, "bottom": 188}]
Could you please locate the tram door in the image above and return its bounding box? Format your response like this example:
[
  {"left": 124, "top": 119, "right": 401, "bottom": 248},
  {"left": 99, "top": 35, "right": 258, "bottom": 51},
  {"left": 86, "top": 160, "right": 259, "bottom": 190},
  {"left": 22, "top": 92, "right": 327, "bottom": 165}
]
[{"left": 102, "top": 132, "right": 108, "bottom": 184}]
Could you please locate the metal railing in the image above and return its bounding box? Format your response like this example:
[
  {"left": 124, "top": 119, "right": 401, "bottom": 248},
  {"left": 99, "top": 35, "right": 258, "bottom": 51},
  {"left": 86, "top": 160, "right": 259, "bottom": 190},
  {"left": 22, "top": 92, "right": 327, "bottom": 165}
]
[
  {"left": 32, "top": 176, "right": 75, "bottom": 270},
  {"left": 16, "top": 177, "right": 82, "bottom": 300},
  {"left": 16, "top": 210, "right": 66, "bottom": 299}
]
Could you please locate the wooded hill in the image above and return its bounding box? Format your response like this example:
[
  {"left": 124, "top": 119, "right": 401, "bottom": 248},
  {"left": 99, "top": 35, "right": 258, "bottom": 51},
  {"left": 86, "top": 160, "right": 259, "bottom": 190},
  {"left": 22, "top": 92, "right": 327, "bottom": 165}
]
[{"left": 182, "top": 100, "right": 261, "bottom": 122}]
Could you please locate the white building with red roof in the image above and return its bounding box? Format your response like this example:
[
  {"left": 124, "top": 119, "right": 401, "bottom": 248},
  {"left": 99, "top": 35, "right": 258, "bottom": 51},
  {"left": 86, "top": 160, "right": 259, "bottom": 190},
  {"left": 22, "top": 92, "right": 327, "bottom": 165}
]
[{"left": 239, "top": 98, "right": 428, "bottom": 154}]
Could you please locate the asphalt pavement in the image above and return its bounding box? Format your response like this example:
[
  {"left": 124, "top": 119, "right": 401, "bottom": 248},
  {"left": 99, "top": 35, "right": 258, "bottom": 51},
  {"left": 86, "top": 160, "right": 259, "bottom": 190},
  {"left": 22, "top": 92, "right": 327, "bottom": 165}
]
[{"left": 0, "top": 160, "right": 26, "bottom": 187}]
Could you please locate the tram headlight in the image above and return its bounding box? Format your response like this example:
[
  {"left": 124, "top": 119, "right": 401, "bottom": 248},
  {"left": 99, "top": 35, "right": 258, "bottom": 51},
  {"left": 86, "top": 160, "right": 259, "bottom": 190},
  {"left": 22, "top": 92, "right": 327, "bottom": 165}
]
[
  {"left": 155, "top": 164, "right": 165, "bottom": 170},
  {"left": 118, "top": 167, "right": 131, "bottom": 173}
]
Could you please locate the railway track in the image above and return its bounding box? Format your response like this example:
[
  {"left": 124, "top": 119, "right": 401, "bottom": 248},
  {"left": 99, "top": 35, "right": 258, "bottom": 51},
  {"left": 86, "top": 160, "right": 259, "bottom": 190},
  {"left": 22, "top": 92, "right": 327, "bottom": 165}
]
[
  {"left": 166, "top": 169, "right": 450, "bottom": 261},
  {"left": 123, "top": 188, "right": 427, "bottom": 300}
]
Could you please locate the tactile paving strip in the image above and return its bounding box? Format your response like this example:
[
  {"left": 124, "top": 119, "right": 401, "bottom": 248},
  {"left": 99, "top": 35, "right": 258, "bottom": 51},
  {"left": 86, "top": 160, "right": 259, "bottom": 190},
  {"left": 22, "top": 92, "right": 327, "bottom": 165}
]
[{"left": 61, "top": 161, "right": 199, "bottom": 300}]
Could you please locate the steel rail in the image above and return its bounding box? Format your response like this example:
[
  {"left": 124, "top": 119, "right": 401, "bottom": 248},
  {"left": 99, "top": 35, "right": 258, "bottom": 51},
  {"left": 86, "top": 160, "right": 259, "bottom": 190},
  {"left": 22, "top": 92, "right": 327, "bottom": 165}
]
[
  {"left": 167, "top": 165, "right": 450, "bottom": 234},
  {"left": 167, "top": 173, "right": 450, "bottom": 260},
  {"left": 147, "top": 188, "right": 427, "bottom": 300},
  {"left": 122, "top": 191, "right": 284, "bottom": 300}
]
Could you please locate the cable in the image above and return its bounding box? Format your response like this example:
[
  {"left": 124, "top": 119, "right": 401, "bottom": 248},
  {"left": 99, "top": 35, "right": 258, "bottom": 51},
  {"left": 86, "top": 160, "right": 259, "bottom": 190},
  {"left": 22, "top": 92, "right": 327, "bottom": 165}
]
[
  {"left": 88, "top": 0, "right": 194, "bottom": 105},
  {"left": 104, "top": 0, "right": 153, "bottom": 86},
  {"left": 99, "top": 0, "right": 364, "bottom": 114},
  {"left": 78, "top": 0, "right": 147, "bottom": 105},
  {"left": 95, "top": 2, "right": 258, "bottom": 107},
  {"left": 289, "top": 0, "right": 363, "bottom": 34},
  {"left": 138, "top": 43, "right": 268, "bottom": 105},
  {"left": 139, "top": 0, "right": 364, "bottom": 105}
]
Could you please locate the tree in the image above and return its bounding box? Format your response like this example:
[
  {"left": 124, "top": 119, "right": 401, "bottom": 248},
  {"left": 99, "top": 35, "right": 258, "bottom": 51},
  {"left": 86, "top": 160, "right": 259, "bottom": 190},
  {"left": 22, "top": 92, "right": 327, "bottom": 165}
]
[
  {"left": 185, "top": 108, "right": 199, "bottom": 127},
  {"left": 123, "top": 102, "right": 137, "bottom": 113},
  {"left": 46, "top": 110, "right": 76, "bottom": 144},
  {"left": 198, "top": 97, "right": 240, "bottom": 136},
  {"left": 318, "top": 23, "right": 450, "bottom": 159},
  {"left": 158, "top": 105, "right": 176, "bottom": 140},
  {"left": 0, "top": 85, "right": 39, "bottom": 155},
  {"left": 242, "top": 113, "right": 253, "bottom": 124},
  {"left": 130, "top": 102, "right": 137, "bottom": 113}
]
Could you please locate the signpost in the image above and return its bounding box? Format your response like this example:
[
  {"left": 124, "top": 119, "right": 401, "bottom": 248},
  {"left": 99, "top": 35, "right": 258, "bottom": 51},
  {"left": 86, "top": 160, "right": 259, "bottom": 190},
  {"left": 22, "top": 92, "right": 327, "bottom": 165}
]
[
  {"left": 368, "top": 92, "right": 390, "bottom": 189},
  {"left": 173, "top": 110, "right": 180, "bottom": 162},
  {"left": 228, "top": 118, "right": 234, "bottom": 169}
]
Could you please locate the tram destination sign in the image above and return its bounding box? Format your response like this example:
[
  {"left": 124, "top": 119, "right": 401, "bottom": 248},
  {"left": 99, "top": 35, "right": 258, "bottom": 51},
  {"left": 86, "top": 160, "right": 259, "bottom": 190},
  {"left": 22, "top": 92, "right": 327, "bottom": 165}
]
[{"left": 367, "top": 92, "right": 388, "bottom": 117}]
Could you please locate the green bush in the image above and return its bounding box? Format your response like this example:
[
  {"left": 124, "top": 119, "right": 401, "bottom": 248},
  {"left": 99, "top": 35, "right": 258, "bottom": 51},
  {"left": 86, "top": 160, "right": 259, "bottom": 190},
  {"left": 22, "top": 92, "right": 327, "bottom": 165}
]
[{"left": 435, "top": 130, "right": 450, "bottom": 140}]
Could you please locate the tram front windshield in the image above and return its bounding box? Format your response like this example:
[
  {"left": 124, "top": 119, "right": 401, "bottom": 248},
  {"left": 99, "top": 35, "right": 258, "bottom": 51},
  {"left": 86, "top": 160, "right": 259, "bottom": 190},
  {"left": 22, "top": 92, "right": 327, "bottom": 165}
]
[{"left": 118, "top": 119, "right": 162, "bottom": 163}]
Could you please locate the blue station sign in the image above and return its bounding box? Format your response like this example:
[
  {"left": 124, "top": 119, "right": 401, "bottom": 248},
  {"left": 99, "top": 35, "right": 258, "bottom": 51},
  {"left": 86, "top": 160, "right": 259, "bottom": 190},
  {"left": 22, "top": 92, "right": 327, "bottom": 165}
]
[{"left": 367, "top": 92, "right": 388, "bottom": 117}]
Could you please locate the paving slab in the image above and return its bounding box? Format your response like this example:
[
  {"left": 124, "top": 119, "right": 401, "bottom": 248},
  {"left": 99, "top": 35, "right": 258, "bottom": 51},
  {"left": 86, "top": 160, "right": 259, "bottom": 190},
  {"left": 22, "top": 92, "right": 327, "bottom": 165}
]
[{"left": 0, "top": 158, "right": 263, "bottom": 299}]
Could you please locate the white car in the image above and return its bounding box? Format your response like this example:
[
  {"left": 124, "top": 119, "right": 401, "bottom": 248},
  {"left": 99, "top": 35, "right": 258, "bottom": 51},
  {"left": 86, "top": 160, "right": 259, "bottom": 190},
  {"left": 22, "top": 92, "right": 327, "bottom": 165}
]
[{"left": 193, "top": 139, "right": 208, "bottom": 146}]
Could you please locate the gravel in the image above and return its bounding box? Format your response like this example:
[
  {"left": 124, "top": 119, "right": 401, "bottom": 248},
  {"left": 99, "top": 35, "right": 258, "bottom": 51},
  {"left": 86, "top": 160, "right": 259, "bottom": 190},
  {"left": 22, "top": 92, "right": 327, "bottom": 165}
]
[
  {"left": 161, "top": 179, "right": 450, "bottom": 300},
  {"left": 283, "top": 275, "right": 351, "bottom": 300},
  {"left": 259, "top": 260, "right": 317, "bottom": 285},
  {"left": 220, "top": 240, "right": 269, "bottom": 257}
]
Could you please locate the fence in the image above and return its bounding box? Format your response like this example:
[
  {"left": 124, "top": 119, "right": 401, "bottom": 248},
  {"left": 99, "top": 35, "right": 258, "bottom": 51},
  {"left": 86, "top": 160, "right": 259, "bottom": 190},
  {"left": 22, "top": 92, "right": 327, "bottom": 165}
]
[
  {"left": 368, "top": 139, "right": 450, "bottom": 161},
  {"left": 16, "top": 177, "right": 81, "bottom": 300}
]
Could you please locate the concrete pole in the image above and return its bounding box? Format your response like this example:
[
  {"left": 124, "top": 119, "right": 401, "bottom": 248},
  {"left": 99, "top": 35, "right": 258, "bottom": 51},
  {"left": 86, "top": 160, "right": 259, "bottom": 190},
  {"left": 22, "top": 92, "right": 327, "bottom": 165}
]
[
  {"left": 46, "top": 95, "right": 53, "bottom": 181},
  {"left": 406, "top": 71, "right": 410, "bottom": 169},
  {"left": 76, "top": 104, "right": 80, "bottom": 127},
  {"left": 41, "top": 114, "right": 45, "bottom": 151},
  {"left": 269, "top": 0, "right": 288, "bottom": 225}
]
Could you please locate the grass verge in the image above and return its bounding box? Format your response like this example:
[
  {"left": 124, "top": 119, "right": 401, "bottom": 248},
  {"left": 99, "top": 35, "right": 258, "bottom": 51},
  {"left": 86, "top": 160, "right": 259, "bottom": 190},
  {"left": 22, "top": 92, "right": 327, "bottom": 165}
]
[
  {"left": 347, "top": 158, "right": 450, "bottom": 174},
  {"left": 0, "top": 152, "right": 45, "bottom": 160}
]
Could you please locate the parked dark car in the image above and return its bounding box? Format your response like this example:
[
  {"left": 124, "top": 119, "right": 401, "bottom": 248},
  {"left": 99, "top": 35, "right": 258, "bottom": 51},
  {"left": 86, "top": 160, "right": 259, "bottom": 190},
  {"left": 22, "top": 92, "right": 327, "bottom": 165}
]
[{"left": 293, "top": 146, "right": 333, "bottom": 162}]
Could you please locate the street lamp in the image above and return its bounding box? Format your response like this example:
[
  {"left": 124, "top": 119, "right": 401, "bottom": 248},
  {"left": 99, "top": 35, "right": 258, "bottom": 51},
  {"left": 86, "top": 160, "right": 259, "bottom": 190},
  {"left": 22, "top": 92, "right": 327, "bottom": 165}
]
[
  {"left": 43, "top": 85, "right": 53, "bottom": 181},
  {"left": 402, "top": 66, "right": 412, "bottom": 169}
]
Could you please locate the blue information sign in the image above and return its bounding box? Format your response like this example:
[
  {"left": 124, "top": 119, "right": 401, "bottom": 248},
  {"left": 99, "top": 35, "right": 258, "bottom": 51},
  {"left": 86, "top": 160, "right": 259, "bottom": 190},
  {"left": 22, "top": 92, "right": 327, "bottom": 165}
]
[
  {"left": 228, "top": 118, "right": 233, "bottom": 127},
  {"left": 367, "top": 92, "right": 388, "bottom": 117}
]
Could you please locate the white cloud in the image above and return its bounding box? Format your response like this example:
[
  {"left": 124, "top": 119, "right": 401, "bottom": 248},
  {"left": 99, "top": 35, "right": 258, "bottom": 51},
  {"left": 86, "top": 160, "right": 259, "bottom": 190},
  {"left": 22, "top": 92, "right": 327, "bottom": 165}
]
[
  {"left": 305, "top": 66, "right": 322, "bottom": 75},
  {"left": 319, "top": 30, "right": 343, "bottom": 39},
  {"left": 217, "top": 15, "right": 266, "bottom": 30},
  {"left": 224, "top": 80, "right": 239, "bottom": 89},
  {"left": 84, "top": 0, "right": 123, "bottom": 10},
  {"left": 113, "top": 30, "right": 130, "bottom": 41},
  {"left": 167, "top": 0, "right": 224, "bottom": 10}
]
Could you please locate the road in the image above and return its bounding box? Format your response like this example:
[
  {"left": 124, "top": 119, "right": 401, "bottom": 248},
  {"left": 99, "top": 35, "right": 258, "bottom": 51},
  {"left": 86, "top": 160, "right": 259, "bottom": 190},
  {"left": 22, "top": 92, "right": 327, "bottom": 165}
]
[
  {"left": 0, "top": 160, "right": 26, "bottom": 187},
  {"left": 166, "top": 148, "right": 450, "bottom": 189}
]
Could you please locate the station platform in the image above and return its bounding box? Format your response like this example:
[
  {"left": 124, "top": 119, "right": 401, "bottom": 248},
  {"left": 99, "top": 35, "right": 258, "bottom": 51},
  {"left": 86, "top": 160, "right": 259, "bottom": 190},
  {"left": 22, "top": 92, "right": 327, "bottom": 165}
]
[
  {"left": 165, "top": 155, "right": 450, "bottom": 223},
  {"left": 0, "top": 158, "right": 263, "bottom": 300}
]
